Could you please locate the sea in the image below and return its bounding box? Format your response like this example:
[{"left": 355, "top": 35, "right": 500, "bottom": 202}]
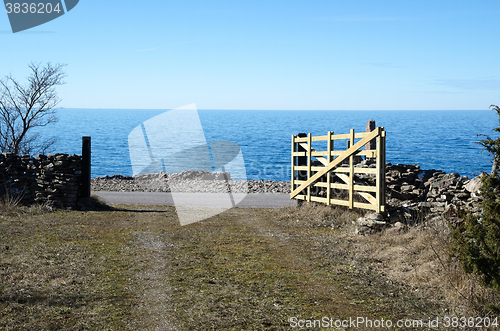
[{"left": 39, "top": 109, "right": 499, "bottom": 181}]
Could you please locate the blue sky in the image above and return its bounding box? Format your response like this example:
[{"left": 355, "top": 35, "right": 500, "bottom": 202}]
[{"left": 1, "top": 0, "right": 500, "bottom": 110}]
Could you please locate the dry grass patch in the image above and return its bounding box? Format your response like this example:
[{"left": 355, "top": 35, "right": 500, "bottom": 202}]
[
  {"left": 270, "top": 203, "right": 449, "bottom": 319},
  {"left": 3, "top": 200, "right": 495, "bottom": 330},
  {"left": 0, "top": 205, "right": 179, "bottom": 330},
  {"left": 283, "top": 204, "right": 500, "bottom": 327},
  {"left": 0, "top": 192, "right": 51, "bottom": 218},
  {"left": 351, "top": 216, "right": 500, "bottom": 319}
]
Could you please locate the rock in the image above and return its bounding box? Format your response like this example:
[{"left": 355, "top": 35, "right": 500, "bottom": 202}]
[
  {"left": 427, "top": 188, "right": 439, "bottom": 198},
  {"left": 356, "top": 215, "right": 386, "bottom": 235},
  {"left": 402, "top": 173, "right": 416, "bottom": 182},
  {"left": 401, "top": 185, "right": 415, "bottom": 192},
  {"left": 385, "top": 221, "right": 406, "bottom": 234},
  {"left": 356, "top": 217, "right": 367, "bottom": 225},
  {"left": 429, "top": 173, "right": 459, "bottom": 190},
  {"left": 465, "top": 174, "right": 483, "bottom": 194},
  {"left": 455, "top": 192, "right": 470, "bottom": 199},
  {"left": 402, "top": 192, "right": 419, "bottom": 200},
  {"left": 418, "top": 202, "right": 433, "bottom": 208},
  {"left": 366, "top": 213, "right": 384, "bottom": 221},
  {"left": 442, "top": 204, "right": 458, "bottom": 219},
  {"left": 387, "top": 188, "right": 405, "bottom": 200}
]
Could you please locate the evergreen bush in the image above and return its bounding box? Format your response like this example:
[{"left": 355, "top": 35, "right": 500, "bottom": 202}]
[{"left": 451, "top": 105, "right": 500, "bottom": 314}]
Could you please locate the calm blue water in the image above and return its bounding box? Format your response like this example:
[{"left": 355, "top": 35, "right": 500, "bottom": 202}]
[{"left": 40, "top": 109, "right": 499, "bottom": 181}]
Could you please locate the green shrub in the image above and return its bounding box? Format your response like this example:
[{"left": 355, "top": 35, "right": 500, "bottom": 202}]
[{"left": 451, "top": 105, "right": 500, "bottom": 314}]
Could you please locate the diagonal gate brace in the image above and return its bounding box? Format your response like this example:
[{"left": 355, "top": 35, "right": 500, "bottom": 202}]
[{"left": 290, "top": 128, "right": 380, "bottom": 199}]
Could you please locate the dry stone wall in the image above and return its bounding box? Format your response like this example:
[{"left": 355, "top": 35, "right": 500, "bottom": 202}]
[
  {"left": 354, "top": 160, "right": 484, "bottom": 234},
  {"left": 384, "top": 163, "right": 482, "bottom": 221},
  {"left": 0, "top": 153, "right": 83, "bottom": 208}
]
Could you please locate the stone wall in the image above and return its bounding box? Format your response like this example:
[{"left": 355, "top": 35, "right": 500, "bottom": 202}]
[
  {"left": 384, "top": 163, "right": 482, "bottom": 222},
  {"left": 355, "top": 160, "right": 484, "bottom": 234},
  {"left": 0, "top": 153, "right": 83, "bottom": 208}
]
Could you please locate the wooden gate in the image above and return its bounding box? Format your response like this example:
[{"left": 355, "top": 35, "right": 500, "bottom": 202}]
[{"left": 290, "top": 127, "right": 386, "bottom": 213}]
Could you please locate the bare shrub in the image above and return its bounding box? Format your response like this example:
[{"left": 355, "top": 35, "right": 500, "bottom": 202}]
[
  {"left": 0, "top": 188, "right": 24, "bottom": 216},
  {"left": 0, "top": 189, "right": 52, "bottom": 216}
]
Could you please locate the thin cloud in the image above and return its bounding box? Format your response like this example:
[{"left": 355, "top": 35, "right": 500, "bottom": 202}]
[
  {"left": 433, "top": 78, "right": 500, "bottom": 90},
  {"left": 137, "top": 41, "right": 189, "bottom": 52},
  {"left": 365, "top": 62, "right": 405, "bottom": 68},
  {"left": 306, "top": 15, "right": 423, "bottom": 22}
]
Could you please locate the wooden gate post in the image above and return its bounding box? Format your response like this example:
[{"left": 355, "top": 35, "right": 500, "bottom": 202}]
[
  {"left": 79, "top": 136, "right": 91, "bottom": 207},
  {"left": 376, "top": 128, "right": 386, "bottom": 213},
  {"left": 365, "top": 120, "right": 376, "bottom": 153}
]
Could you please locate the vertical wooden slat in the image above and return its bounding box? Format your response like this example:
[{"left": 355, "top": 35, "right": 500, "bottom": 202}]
[
  {"left": 349, "top": 129, "right": 354, "bottom": 209},
  {"left": 376, "top": 127, "right": 382, "bottom": 213},
  {"left": 330, "top": 132, "right": 334, "bottom": 202},
  {"left": 326, "top": 131, "right": 332, "bottom": 205},
  {"left": 291, "top": 135, "right": 295, "bottom": 194},
  {"left": 331, "top": 131, "right": 334, "bottom": 156},
  {"left": 307, "top": 133, "right": 312, "bottom": 202},
  {"left": 297, "top": 133, "right": 307, "bottom": 199}
]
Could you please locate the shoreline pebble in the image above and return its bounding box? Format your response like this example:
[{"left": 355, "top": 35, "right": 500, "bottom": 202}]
[{"left": 91, "top": 170, "right": 291, "bottom": 194}]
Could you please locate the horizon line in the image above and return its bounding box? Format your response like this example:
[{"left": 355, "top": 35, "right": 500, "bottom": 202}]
[{"left": 56, "top": 107, "right": 490, "bottom": 111}]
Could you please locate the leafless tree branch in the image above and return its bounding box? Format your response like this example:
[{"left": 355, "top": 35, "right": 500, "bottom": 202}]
[{"left": 0, "top": 62, "right": 66, "bottom": 155}]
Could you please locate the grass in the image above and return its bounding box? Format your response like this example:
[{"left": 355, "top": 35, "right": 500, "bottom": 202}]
[{"left": 1, "top": 200, "right": 498, "bottom": 330}]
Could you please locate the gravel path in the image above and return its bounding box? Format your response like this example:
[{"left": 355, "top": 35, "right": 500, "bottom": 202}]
[
  {"left": 93, "top": 191, "right": 296, "bottom": 208},
  {"left": 127, "top": 231, "right": 177, "bottom": 331}
]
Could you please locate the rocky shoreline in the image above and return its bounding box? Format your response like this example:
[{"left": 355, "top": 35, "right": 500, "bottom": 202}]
[
  {"left": 92, "top": 164, "right": 484, "bottom": 231},
  {"left": 91, "top": 170, "right": 291, "bottom": 194}
]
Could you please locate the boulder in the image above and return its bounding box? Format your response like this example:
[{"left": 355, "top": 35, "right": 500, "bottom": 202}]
[
  {"left": 465, "top": 174, "right": 483, "bottom": 194},
  {"left": 429, "top": 173, "right": 460, "bottom": 190},
  {"left": 355, "top": 215, "right": 386, "bottom": 235}
]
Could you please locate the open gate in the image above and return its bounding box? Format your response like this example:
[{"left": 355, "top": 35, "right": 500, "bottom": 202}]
[{"left": 290, "top": 127, "right": 386, "bottom": 213}]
